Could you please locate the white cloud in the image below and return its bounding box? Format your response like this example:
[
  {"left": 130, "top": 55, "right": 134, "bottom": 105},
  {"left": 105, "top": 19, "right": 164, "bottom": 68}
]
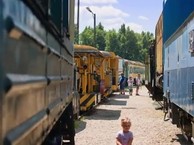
[
  {"left": 101, "top": 17, "right": 126, "bottom": 31},
  {"left": 79, "top": 5, "right": 129, "bottom": 18},
  {"left": 79, "top": 0, "right": 118, "bottom": 4},
  {"left": 138, "top": 16, "right": 149, "bottom": 21},
  {"left": 75, "top": 5, "right": 130, "bottom": 32},
  {"left": 125, "top": 22, "right": 144, "bottom": 33},
  {"left": 75, "top": 4, "right": 147, "bottom": 34}
]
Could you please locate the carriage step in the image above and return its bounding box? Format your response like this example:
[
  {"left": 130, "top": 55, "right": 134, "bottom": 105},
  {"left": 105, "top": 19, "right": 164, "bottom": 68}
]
[{"left": 63, "top": 140, "right": 73, "bottom": 145}]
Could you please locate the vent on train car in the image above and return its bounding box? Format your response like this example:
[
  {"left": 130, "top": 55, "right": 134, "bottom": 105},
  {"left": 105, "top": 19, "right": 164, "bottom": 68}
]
[{"left": 192, "top": 82, "right": 194, "bottom": 100}]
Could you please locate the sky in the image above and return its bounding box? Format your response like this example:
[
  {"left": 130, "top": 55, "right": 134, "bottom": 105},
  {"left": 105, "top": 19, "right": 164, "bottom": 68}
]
[{"left": 75, "top": 0, "right": 164, "bottom": 34}]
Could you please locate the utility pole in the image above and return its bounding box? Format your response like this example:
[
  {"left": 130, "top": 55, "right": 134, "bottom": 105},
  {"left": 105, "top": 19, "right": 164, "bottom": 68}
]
[{"left": 86, "top": 7, "right": 96, "bottom": 47}]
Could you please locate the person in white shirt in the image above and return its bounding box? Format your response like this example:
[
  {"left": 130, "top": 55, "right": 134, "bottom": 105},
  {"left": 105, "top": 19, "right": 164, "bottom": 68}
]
[
  {"left": 135, "top": 74, "right": 142, "bottom": 95},
  {"left": 128, "top": 76, "right": 133, "bottom": 96}
]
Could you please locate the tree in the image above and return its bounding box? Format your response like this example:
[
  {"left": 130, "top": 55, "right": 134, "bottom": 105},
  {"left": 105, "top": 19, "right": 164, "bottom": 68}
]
[
  {"left": 80, "top": 26, "right": 94, "bottom": 46},
  {"left": 105, "top": 29, "right": 120, "bottom": 54},
  {"left": 96, "top": 23, "right": 106, "bottom": 50},
  {"left": 79, "top": 23, "right": 154, "bottom": 63},
  {"left": 137, "top": 31, "right": 154, "bottom": 61}
]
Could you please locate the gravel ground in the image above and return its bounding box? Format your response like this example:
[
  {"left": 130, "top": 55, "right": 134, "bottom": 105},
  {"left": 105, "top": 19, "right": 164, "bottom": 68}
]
[{"left": 75, "top": 86, "right": 192, "bottom": 145}]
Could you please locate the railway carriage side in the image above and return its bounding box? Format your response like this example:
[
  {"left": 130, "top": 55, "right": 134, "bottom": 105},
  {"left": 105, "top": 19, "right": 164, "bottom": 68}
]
[
  {"left": 0, "top": 0, "right": 76, "bottom": 145},
  {"left": 110, "top": 53, "right": 119, "bottom": 92},
  {"left": 163, "top": 0, "right": 194, "bottom": 142},
  {"left": 74, "top": 45, "right": 103, "bottom": 112},
  {"left": 100, "top": 51, "right": 118, "bottom": 97},
  {"left": 128, "top": 60, "right": 145, "bottom": 85},
  {"left": 145, "top": 14, "right": 163, "bottom": 101}
]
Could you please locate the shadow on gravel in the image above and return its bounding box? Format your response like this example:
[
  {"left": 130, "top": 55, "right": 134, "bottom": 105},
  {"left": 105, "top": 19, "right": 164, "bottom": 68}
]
[
  {"left": 110, "top": 94, "right": 129, "bottom": 99},
  {"left": 75, "top": 120, "right": 86, "bottom": 133},
  {"left": 171, "top": 134, "right": 193, "bottom": 145},
  {"left": 100, "top": 95, "right": 128, "bottom": 106},
  {"left": 121, "top": 107, "right": 136, "bottom": 109},
  {"left": 85, "top": 108, "right": 121, "bottom": 120},
  {"left": 104, "top": 99, "right": 127, "bottom": 106}
]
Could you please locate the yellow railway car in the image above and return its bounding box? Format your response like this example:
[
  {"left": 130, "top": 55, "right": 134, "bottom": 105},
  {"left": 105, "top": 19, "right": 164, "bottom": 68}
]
[
  {"left": 111, "top": 54, "right": 119, "bottom": 92},
  {"left": 99, "top": 51, "right": 112, "bottom": 98},
  {"left": 74, "top": 45, "right": 103, "bottom": 111},
  {"left": 155, "top": 14, "right": 163, "bottom": 75},
  {"left": 99, "top": 51, "right": 119, "bottom": 97},
  {"left": 145, "top": 14, "right": 163, "bottom": 101}
]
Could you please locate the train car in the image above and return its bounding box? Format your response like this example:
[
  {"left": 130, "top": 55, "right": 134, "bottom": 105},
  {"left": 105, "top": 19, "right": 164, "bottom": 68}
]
[
  {"left": 145, "top": 14, "right": 163, "bottom": 101},
  {"left": 0, "top": 0, "right": 77, "bottom": 145},
  {"left": 74, "top": 45, "right": 103, "bottom": 112},
  {"left": 120, "top": 58, "right": 145, "bottom": 83},
  {"left": 118, "top": 58, "right": 129, "bottom": 79},
  {"left": 111, "top": 54, "right": 119, "bottom": 92},
  {"left": 118, "top": 56, "right": 124, "bottom": 75},
  {"left": 162, "top": 0, "right": 194, "bottom": 142},
  {"left": 128, "top": 60, "right": 145, "bottom": 82},
  {"left": 100, "top": 51, "right": 119, "bottom": 96},
  {"left": 123, "top": 59, "right": 130, "bottom": 79}
]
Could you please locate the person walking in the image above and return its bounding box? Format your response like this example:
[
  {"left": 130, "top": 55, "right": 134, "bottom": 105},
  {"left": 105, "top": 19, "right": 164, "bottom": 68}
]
[
  {"left": 128, "top": 76, "right": 133, "bottom": 96},
  {"left": 119, "top": 73, "right": 126, "bottom": 95},
  {"left": 135, "top": 74, "right": 142, "bottom": 96}
]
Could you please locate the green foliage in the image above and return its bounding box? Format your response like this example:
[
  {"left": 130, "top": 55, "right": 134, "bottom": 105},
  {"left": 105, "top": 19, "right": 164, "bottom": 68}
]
[
  {"left": 80, "top": 26, "right": 94, "bottom": 46},
  {"left": 77, "top": 23, "right": 154, "bottom": 62},
  {"left": 105, "top": 29, "right": 120, "bottom": 54},
  {"left": 96, "top": 23, "right": 106, "bottom": 50}
]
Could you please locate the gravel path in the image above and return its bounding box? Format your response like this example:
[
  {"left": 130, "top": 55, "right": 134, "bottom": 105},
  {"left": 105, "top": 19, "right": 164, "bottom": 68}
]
[{"left": 75, "top": 86, "right": 192, "bottom": 145}]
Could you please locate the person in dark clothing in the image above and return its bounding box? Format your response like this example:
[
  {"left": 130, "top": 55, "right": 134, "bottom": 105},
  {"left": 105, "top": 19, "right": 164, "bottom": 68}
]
[{"left": 119, "top": 73, "right": 126, "bottom": 95}]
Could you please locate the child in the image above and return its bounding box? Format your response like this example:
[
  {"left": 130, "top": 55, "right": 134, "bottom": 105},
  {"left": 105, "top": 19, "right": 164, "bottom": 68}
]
[
  {"left": 135, "top": 74, "right": 142, "bottom": 96},
  {"left": 116, "top": 117, "right": 133, "bottom": 145},
  {"left": 127, "top": 76, "right": 133, "bottom": 96}
]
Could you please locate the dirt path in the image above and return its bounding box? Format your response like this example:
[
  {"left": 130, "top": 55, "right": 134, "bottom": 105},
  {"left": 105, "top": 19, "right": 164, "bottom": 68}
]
[{"left": 75, "top": 86, "right": 191, "bottom": 145}]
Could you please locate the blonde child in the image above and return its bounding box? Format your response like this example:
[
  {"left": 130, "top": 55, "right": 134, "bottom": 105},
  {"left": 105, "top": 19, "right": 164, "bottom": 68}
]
[{"left": 116, "top": 117, "right": 133, "bottom": 145}]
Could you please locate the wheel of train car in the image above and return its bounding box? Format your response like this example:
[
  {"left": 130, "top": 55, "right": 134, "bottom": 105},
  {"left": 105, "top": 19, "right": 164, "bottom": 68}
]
[
  {"left": 42, "top": 103, "right": 75, "bottom": 145},
  {"left": 179, "top": 116, "right": 192, "bottom": 142},
  {"left": 163, "top": 97, "right": 168, "bottom": 113}
]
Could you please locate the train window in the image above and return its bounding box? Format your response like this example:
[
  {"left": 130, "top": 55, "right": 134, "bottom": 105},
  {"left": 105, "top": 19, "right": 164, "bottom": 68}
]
[
  {"left": 50, "top": 0, "right": 62, "bottom": 32},
  {"left": 168, "top": 47, "right": 169, "bottom": 67},
  {"left": 189, "top": 29, "right": 194, "bottom": 53},
  {"left": 167, "top": 72, "right": 169, "bottom": 87},
  {"left": 34, "top": 0, "right": 66, "bottom": 34},
  {"left": 192, "top": 82, "right": 194, "bottom": 99}
]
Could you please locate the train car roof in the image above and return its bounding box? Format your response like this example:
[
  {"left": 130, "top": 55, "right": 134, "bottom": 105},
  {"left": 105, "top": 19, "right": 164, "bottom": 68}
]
[
  {"left": 116, "top": 55, "right": 122, "bottom": 58},
  {"left": 74, "top": 44, "right": 98, "bottom": 52},
  {"left": 100, "top": 51, "right": 116, "bottom": 58},
  {"left": 74, "top": 44, "right": 103, "bottom": 57},
  {"left": 125, "top": 59, "right": 145, "bottom": 66}
]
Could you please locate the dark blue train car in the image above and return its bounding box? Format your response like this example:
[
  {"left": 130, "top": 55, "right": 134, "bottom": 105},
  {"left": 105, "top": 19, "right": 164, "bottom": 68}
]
[
  {"left": 163, "top": 0, "right": 194, "bottom": 142},
  {"left": 0, "top": 0, "right": 77, "bottom": 145}
]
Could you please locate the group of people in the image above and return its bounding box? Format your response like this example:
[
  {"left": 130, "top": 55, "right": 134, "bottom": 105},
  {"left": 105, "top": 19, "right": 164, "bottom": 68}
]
[
  {"left": 116, "top": 73, "right": 142, "bottom": 144},
  {"left": 119, "top": 73, "right": 142, "bottom": 96}
]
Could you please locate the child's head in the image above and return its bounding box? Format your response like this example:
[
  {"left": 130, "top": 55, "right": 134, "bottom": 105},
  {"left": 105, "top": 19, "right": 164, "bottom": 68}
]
[{"left": 121, "top": 117, "right": 131, "bottom": 132}]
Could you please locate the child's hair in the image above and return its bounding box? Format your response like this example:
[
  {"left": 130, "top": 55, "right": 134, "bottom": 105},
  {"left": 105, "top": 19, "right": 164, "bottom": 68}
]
[{"left": 121, "top": 117, "right": 131, "bottom": 126}]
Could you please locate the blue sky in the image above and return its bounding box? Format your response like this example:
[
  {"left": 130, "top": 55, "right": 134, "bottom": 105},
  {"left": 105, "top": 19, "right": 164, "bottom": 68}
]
[{"left": 75, "top": 0, "right": 164, "bottom": 34}]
